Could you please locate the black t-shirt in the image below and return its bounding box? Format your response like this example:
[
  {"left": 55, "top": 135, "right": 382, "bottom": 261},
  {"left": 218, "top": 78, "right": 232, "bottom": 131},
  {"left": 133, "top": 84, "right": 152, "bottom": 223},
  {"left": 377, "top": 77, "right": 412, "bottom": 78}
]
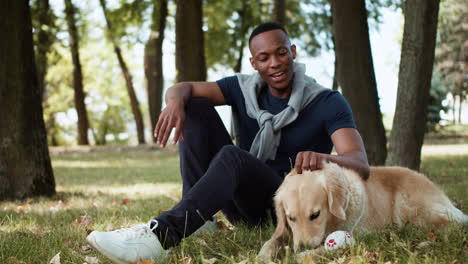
[{"left": 216, "top": 75, "right": 356, "bottom": 176}]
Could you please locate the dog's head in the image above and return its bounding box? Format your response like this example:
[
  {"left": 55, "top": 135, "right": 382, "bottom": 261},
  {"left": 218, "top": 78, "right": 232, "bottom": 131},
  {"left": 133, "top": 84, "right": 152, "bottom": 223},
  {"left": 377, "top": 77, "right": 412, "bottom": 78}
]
[{"left": 272, "top": 163, "right": 350, "bottom": 251}]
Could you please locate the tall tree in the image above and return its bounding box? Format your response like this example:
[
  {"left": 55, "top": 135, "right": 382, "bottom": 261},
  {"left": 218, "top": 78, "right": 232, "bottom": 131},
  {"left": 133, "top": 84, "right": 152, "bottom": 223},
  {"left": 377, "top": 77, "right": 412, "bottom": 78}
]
[
  {"left": 99, "top": 0, "right": 146, "bottom": 144},
  {"left": 330, "top": 0, "right": 387, "bottom": 165},
  {"left": 176, "top": 0, "right": 206, "bottom": 82},
  {"left": 64, "top": 0, "right": 90, "bottom": 145},
  {"left": 273, "top": 0, "right": 286, "bottom": 25},
  {"left": 386, "top": 0, "right": 440, "bottom": 170},
  {"left": 0, "top": 0, "right": 55, "bottom": 199},
  {"left": 145, "top": 0, "right": 168, "bottom": 142}
]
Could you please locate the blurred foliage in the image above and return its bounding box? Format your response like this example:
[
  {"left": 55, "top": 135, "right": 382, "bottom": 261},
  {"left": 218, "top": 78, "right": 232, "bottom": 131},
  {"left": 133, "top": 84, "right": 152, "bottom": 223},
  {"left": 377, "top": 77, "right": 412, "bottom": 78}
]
[
  {"left": 30, "top": 0, "right": 58, "bottom": 60},
  {"left": 434, "top": 0, "right": 467, "bottom": 124},
  {"left": 103, "top": 0, "right": 151, "bottom": 45},
  {"left": 204, "top": 0, "right": 405, "bottom": 71},
  {"left": 38, "top": 0, "right": 460, "bottom": 146},
  {"left": 43, "top": 40, "right": 133, "bottom": 145},
  {"left": 427, "top": 72, "right": 449, "bottom": 132}
]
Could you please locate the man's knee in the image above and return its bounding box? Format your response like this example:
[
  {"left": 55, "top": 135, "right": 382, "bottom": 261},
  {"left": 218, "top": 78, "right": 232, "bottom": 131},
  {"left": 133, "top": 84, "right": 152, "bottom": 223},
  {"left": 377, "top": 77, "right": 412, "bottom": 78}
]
[
  {"left": 185, "top": 98, "right": 213, "bottom": 114},
  {"left": 218, "top": 145, "right": 244, "bottom": 159}
]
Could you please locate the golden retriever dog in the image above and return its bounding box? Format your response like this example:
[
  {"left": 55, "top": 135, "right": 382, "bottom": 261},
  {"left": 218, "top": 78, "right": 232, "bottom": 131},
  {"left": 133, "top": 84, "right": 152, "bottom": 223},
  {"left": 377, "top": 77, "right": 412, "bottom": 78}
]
[{"left": 258, "top": 162, "right": 467, "bottom": 260}]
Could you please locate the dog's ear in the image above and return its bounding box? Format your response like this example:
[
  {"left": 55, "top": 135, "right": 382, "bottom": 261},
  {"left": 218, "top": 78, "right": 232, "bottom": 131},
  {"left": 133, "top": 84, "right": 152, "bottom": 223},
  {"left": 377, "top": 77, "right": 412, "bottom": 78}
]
[
  {"left": 272, "top": 195, "right": 290, "bottom": 241},
  {"left": 325, "top": 171, "right": 349, "bottom": 221}
]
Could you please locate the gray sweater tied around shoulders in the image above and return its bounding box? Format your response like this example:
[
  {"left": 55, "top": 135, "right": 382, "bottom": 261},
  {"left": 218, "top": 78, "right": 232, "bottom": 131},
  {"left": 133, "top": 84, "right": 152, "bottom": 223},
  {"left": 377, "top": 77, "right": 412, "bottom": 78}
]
[{"left": 233, "top": 62, "right": 328, "bottom": 162}]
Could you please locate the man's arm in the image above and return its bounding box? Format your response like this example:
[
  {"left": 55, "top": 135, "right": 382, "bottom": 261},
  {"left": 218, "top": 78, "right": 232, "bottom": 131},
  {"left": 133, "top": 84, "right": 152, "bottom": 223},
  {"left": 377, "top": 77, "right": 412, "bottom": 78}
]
[
  {"left": 294, "top": 128, "right": 370, "bottom": 180},
  {"left": 154, "top": 82, "right": 226, "bottom": 147}
]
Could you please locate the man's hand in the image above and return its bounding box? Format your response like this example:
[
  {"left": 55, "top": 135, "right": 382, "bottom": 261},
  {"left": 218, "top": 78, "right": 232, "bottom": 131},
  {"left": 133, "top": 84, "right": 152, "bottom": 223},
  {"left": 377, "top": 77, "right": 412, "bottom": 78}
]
[
  {"left": 294, "top": 151, "right": 328, "bottom": 174},
  {"left": 154, "top": 100, "right": 185, "bottom": 147}
]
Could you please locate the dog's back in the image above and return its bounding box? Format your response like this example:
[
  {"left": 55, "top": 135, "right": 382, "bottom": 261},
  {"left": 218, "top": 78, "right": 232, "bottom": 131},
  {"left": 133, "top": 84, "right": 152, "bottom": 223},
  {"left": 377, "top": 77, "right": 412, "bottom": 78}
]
[{"left": 361, "top": 167, "right": 467, "bottom": 229}]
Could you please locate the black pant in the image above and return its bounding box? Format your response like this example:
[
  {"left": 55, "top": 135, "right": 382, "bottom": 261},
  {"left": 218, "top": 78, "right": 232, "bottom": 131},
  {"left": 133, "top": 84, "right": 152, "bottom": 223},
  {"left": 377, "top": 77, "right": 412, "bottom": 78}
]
[{"left": 154, "top": 98, "right": 282, "bottom": 248}]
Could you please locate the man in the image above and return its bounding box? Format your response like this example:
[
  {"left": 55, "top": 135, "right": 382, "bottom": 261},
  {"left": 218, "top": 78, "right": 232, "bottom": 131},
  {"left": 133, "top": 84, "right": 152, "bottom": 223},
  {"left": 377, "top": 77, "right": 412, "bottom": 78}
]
[{"left": 87, "top": 22, "right": 369, "bottom": 263}]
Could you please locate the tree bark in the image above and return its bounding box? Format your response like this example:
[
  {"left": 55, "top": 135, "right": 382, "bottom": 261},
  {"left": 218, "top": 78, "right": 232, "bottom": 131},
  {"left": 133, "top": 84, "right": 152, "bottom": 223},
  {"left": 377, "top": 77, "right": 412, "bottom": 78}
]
[
  {"left": 64, "top": 0, "right": 90, "bottom": 145},
  {"left": 99, "top": 0, "right": 146, "bottom": 144},
  {"left": 0, "top": 0, "right": 55, "bottom": 199},
  {"left": 273, "top": 0, "right": 286, "bottom": 25},
  {"left": 35, "top": 0, "right": 53, "bottom": 101},
  {"left": 386, "top": 0, "right": 440, "bottom": 170},
  {"left": 145, "top": 0, "right": 167, "bottom": 143},
  {"left": 457, "top": 93, "right": 463, "bottom": 124},
  {"left": 176, "top": 0, "right": 206, "bottom": 82},
  {"left": 330, "top": 0, "right": 387, "bottom": 165},
  {"left": 233, "top": 0, "right": 249, "bottom": 73}
]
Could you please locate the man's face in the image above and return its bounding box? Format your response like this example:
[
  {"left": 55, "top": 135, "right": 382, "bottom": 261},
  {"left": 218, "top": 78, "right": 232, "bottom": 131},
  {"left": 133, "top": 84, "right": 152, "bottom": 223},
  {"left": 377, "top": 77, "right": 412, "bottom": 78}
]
[{"left": 249, "top": 29, "right": 296, "bottom": 93}]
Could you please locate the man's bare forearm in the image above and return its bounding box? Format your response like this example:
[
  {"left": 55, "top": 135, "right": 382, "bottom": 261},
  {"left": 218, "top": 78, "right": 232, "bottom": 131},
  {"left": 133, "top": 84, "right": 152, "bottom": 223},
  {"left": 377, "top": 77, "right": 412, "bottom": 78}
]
[
  {"left": 325, "top": 151, "right": 370, "bottom": 180},
  {"left": 165, "top": 82, "right": 193, "bottom": 105}
]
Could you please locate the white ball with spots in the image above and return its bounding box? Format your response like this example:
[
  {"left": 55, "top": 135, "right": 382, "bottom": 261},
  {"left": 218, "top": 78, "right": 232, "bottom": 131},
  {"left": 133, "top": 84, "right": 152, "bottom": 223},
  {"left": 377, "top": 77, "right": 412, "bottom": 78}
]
[{"left": 324, "top": 230, "right": 355, "bottom": 251}]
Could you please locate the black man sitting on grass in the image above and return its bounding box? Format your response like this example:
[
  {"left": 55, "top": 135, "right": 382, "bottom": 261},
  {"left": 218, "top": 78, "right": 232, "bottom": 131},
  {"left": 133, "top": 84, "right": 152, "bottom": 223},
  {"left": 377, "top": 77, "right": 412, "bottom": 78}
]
[{"left": 86, "top": 22, "right": 369, "bottom": 264}]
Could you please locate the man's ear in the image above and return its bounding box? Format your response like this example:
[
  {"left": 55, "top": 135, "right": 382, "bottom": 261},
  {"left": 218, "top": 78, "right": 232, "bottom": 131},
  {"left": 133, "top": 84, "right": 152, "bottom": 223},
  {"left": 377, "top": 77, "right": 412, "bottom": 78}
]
[
  {"left": 249, "top": 57, "right": 257, "bottom": 70},
  {"left": 291, "top": 44, "right": 297, "bottom": 60}
]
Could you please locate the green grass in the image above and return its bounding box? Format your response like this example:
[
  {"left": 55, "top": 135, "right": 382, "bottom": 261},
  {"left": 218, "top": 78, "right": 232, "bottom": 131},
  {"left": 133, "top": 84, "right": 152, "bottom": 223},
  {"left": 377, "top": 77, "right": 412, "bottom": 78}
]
[{"left": 1, "top": 146, "right": 467, "bottom": 264}]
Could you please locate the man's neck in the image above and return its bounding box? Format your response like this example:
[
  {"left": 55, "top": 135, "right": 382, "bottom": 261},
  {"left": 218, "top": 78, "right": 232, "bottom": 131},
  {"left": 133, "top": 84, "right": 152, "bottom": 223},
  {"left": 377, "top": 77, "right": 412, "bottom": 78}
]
[{"left": 268, "top": 81, "right": 293, "bottom": 99}]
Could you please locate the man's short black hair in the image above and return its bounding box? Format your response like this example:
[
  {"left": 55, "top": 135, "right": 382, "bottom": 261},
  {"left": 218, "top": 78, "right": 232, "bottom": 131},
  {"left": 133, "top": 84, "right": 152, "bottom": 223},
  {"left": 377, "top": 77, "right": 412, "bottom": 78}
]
[{"left": 248, "top": 22, "right": 288, "bottom": 45}]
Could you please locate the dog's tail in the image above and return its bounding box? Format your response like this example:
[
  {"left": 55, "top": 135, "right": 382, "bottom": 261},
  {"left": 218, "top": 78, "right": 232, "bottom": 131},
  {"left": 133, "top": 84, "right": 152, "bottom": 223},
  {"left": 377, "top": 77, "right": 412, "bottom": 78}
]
[{"left": 443, "top": 202, "right": 468, "bottom": 224}]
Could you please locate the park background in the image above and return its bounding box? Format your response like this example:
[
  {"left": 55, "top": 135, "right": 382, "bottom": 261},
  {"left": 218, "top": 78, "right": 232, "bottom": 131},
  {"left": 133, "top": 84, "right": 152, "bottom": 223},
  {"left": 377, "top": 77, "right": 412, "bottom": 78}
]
[{"left": 0, "top": 0, "right": 467, "bottom": 263}]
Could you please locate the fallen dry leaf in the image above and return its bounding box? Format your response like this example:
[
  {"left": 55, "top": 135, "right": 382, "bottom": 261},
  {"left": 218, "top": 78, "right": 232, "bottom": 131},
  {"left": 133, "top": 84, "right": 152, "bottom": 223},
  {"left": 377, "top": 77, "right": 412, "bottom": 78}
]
[
  {"left": 196, "top": 238, "right": 208, "bottom": 246},
  {"left": 49, "top": 252, "right": 61, "bottom": 264},
  {"left": 426, "top": 231, "right": 437, "bottom": 240},
  {"left": 73, "top": 215, "right": 92, "bottom": 228},
  {"left": 416, "top": 241, "right": 432, "bottom": 249},
  {"left": 137, "top": 260, "right": 156, "bottom": 264},
  {"left": 303, "top": 255, "right": 316, "bottom": 264},
  {"left": 15, "top": 204, "right": 31, "bottom": 213},
  {"left": 181, "top": 256, "right": 192, "bottom": 264},
  {"left": 79, "top": 245, "right": 92, "bottom": 253},
  {"left": 49, "top": 200, "right": 67, "bottom": 214},
  {"left": 84, "top": 256, "right": 99, "bottom": 264},
  {"left": 7, "top": 256, "right": 26, "bottom": 264},
  {"left": 216, "top": 220, "right": 235, "bottom": 231},
  {"left": 363, "top": 250, "right": 380, "bottom": 262}
]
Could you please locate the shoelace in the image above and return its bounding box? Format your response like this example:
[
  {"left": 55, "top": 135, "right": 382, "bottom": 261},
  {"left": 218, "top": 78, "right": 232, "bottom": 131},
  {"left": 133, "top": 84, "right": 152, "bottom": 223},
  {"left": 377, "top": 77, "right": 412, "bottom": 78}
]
[{"left": 113, "top": 220, "right": 158, "bottom": 240}]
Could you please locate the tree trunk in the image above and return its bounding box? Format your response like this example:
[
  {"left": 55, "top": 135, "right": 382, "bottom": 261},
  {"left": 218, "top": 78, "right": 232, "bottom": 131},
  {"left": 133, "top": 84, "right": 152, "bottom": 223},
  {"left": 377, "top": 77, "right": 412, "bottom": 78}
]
[
  {"left": 457, "top": 92, "right": 463, "bottom": 124},
  {"left": 233, "top": 0, "right": 249, "bottom": 73},
  {"left": 0, "top": 0, "right": 55, "bottom": 199},
  {"left": 64, "top": 0, "right": 90, "bottom": 145},
  {"left": 386, "top": 0, "right": 440, "bottom": 170},
  {"left": 273, "top": 0, "right": 286, "bottom": 25},
  {"left": 35, "top": 0, "right": 53, "bottom": 101},
  {"left": 330, "top": 0, "right": 387, "bottom": 165},
  {"left": 145, "top": 0, "right": 167, "bottom": 143},
  {"left": 332, "top": 56, "right": 338, "bottom": 91},
  {"left": 452, "top": 96, "right": 456, "bottom": 124},
  {"left": 99, "top": 0, "right": 146, "bottom": 144},
  {"left": 176, "top": 0, "right": 206, "bottom": 82}
]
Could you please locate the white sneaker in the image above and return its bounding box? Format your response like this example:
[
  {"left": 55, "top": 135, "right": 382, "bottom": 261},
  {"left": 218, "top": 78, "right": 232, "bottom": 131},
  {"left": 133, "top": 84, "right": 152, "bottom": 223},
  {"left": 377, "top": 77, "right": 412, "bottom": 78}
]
[
  {"left": 86, "top": 220, "right": 166, "bottom": 264},
  {"left": 193, "top": 217, "right": 219, "bottom": 235}
]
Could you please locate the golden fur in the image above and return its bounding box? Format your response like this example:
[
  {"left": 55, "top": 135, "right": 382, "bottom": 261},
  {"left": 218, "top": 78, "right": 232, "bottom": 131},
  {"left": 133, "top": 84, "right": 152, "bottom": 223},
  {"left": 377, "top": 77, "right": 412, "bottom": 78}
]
[{"left": 258, "top": 162, "right": 467, "bottom": 260}]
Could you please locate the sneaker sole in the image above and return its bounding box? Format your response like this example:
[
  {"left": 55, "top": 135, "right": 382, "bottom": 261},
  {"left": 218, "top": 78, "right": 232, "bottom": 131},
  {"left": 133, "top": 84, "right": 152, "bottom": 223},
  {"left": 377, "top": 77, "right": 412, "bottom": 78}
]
[{"left": 86, "top": 232, "right": 129, "bottom": 264}]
